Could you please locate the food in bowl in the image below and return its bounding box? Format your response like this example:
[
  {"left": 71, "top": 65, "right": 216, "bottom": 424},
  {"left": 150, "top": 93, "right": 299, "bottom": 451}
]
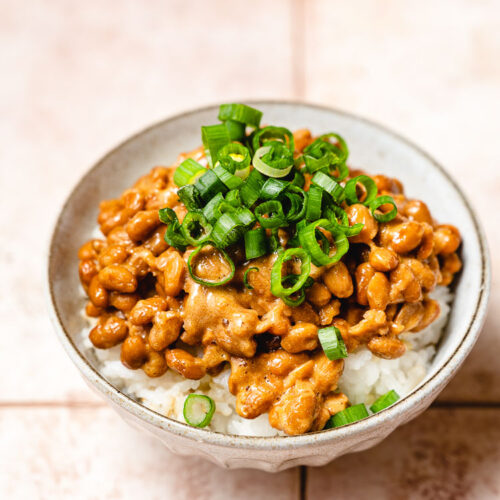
[{"left": 77, "top": 103, "right": 462, "bottom": 436}]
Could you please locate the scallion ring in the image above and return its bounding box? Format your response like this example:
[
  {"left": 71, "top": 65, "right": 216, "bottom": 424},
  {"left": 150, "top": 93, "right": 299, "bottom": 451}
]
[
  {"left": 201, "top": 124, "right": 230, "bottom": 167},
  {"left": 270, "top": 248, "right": 311, "bottom": 298},
  {"left": 244, "top": 228, "right": 267, "bottom": 260},
  {"left": 327, "top": 404, "right": 369, "bottom": 428},
  {"left": 311, "top": 171, "right": 344, "bottom": 203},
  {"left": 183, "top": 394, "right": 216, "bottom": 428},
  {"left": 217, "top": 142, "right": 251, "bottom": 178},
  {"left": 213, "top": 163, "right": 243, "bottom": 189},
  {"left": 243, "top": 266, "right": 259, "bottom": 289},
  {"left": 370, "top": 390, "right": 400, "bottom": 413},
  {"left": 344, "top": 175, "right": 378, "bottom": 206},
  {"left": 298, "top": 219, "right": 349, "bottom": 267},
  {"left": 252, "top": 126, "right": 295, "bottom": 153},
  {"left": 210, "top": 207, "right": 255, "bottom": 248},
  {"left": 318, "top": 326, "right": 348, "bottom": 360},
  {"left": 187, "top": 243, "right": 235, "bottom": 286},
  {"left": 173, "top": 158, "right": 206, "bottom": 187},
  {"left": 254, "top": 200, "right": 286, "bottom": 229},
  {"left": 253, "top": 144, "right": 294, "bottom": 178},
  {"left": 218, "top": 103, "right": 263, "bottom": 129},
  {"left": 194, "top": 169, "right": 228, "bottom": 201},
  {"left": 180, "top": 211, "right": 213, "bottom": 246},
  {"left": 369, "top": 195, "right": 398, "bottom": 222}
]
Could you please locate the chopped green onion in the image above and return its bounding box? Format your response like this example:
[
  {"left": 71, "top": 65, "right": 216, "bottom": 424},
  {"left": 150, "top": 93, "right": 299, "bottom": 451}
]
[
  {"left": 269, "top": 228, "right": 280, "bottom": 252},
  {"left": 240, "top": 168, "right": 265, "bottom": 207},
  {"left": 218, "top": 103, "right": 263, "bottom": 128},
  {"left": 159, "top": 208, "right": 188, "bottom": 251},
  {"left": 217, "top": 143, "right": 251, "bottom": 178},
  {"left": 370, "top": 390, "right": 400, "bottom": 413},
  {"left": 187, "top": 243, "right": 235, "bottom": 286},
  {"left": 202, "top": 193, "right": 225, "bottom": 225},
  {"left": 311, "top": 171, "right": 344, "bottom": 203},
  {"left": 252, "top": 126, "right": 295, "bottom": 152},
  {"left": 369, "top": 195, "right": 398, "bottom": 222},
  {"left": 173, "top": 159, "right": 206, "bottom": 187},
  {"left": 244, "top": 228, "right": 267, "bottom": 260},
  {"left": 291, "top": 169, "right": 305, "bottom": 188},
  {"left": 253, "top": 144, "right": 294, "bottom": 178},
  {"left": 318, "top": 326, "right": 348, "bottom": 360},
  {"left": 213, "top": 163, "right": 243, "bottom": 189},
  {"left": 225, "top": 189, "right": 241, "bottom": 207},
  {"left": 305, "top": 185, "right": 323, "bottom": 221},
  {"left": 210, "top": 208, "right": 255, "bottom": 248},
  {"left": 224, "top": 119, "right": 246, "bottom": 141},
  {"left": 194, "top": 169, "right": 228, "bottom": 201},
  {"left": 303, "top": 134, "right": 349, "bottom": 180},
  {"left": 270, "top": 248, "right": 311, "bottom": 298},
  {"left": 323, "top": 203, "right": 364, "bottom": 237},
  {"left": 180, "top": 211, "right": 213, "bottom": 246},
  {"left": 283, "top": 186, "right": 308, "bottom": 222},
  {"left": 201, "top": 124, "right": 230, "bottom": 167},
  {"left": 344, "top": 175, "right": 378, "bottom": 205},
  {"left": 298, "top": 219, "right": 349, "bottom": 267},
  {"left": 243, "top": 266, "right": 259, "bottom": 289},
  {"left": 183, "top": 394, "right": 216, "bottom": 427},
  {"left": 260, "top": 178, "right": 289, "bottom": 200},
  {"left": 254, "top": 200, "right": 286, "bottom": 229},
  {"left": 328, "top": 404, "right": 369, "bottom": 428},
  {"left": 177, "top": 184, "right": 203, "bottom": 211}
]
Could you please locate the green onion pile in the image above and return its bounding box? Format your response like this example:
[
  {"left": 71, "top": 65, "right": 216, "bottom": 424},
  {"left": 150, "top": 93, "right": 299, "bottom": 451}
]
[{"left": 159, "top": 103, "right": 398, "bottom": 305}]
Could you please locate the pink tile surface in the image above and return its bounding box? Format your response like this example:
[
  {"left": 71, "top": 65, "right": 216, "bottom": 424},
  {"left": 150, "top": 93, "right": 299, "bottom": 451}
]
[
  {"left": 1, "top": 0, "right": 499, "bottom": 497},
  {"left": 0, "top": 407, "right": 299, "bottom": 499},
  {"left": 307, "top": 408, "right": 500, "bottom": 500}
]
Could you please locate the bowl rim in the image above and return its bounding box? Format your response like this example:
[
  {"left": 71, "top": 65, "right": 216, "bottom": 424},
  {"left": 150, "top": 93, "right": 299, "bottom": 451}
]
[{"left": 47, "top": 100, "right": 491, "bottom": 450}]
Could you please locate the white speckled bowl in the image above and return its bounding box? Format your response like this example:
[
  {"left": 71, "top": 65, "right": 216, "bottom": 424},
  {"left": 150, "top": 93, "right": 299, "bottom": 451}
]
[{"left": 47, "top": 102, "right": 490, "bottom": 471}]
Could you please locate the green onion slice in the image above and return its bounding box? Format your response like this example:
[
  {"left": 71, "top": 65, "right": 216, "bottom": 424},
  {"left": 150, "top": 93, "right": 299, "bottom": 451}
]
[
  {"left": 240, "top": 168, "right": 265, "bottom": 207},
  {"left": 323, "top": 203, "right": 364, "bottom": 237},
  {"left": 159, "top": 208, "right": 188, "bottom": 251},
  {"left": 177, "top": 184, "right": 203, "bottom": 211},
  {"left": 283, "top": 185, "right": 308, "bottom": 222},
  {"left": 202, "top": 193, "right": 225, "bottom": 225},
  {"left": 370, "top": 390, "right": 400, "bottom": 413},
  {"left": 254, "top": 200, "right": 286, "bottom": 229},
  {"left": 311, "top": 171, "right": 344, "bottom": 203},
  {"left": 183, "top": 394, "right": 216, "bottom": 428},
  {"left": 224, "top": 119, "right": 246, "bottom": 141},
  {"left": 213, "top": 163, "right": 243, "bottom": 189},
  {"left": 252, "top": 126, "right": 295, "bottom": 152},
  {"left": 187, "top": 243, "right": 235, "bottom": 286},
  {"left": 180, "top": 211, "right": 213, "bottom": 246},
  {"left": 328, "top": 404, "right": 369, "bottom": 428},
  {"left": 194, "top": 169, "right": 228, "bottom": 201},
  {"left": 270, "top": 248, "right": 311, "bottom": 298},
  {"left": 201, "top": 124, "right": 230, "bottom": 167},
  {"left": 173, "top": 159, "right": 206, "bottom": 187},
  {"left": 318, "top": 326, "right": 348, "bottom": 360},
  {"left": 244, "top": 228, "right": 267, "bottom": 260},
  {"left": 298, "top": 219, "right": 349, "bottom": 267},
  {"left": 225, "top": 189, "right": 241, "bottom": 207},
  {"left": 344, "top": 175, "right": 378, "bottom": 206},
  {"left": 210, "top": 208, "right": 255, "bottom": 248},
  {"left": 260, "top": 178, "right": 289, "bottom": 200},
  {"left": 305, "top": 185, "right": 323, "bottom": 221},
  {"left": 303, "top": 133, "right": 349, "bottom": 180},
  {"left": 217, "top": 142, "right": 251, "bottom": 178},
  {"left": 291, "top": 169, "right": 305, "bottom": 188},
  {"left": 253, "top": 144, "right": 294, "bottom": 178},
  {"left": 218, "top": 103, "right": 263, "bottom": 128},
  {"left": 369, "top": 195, "right": 398, "bottom": 222},
  {"left": 243, "top": 266, "right": 259, "bottom": 289}
]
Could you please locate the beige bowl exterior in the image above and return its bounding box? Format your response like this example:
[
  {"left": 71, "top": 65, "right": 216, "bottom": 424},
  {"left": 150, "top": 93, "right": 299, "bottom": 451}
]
[{"left": 47, "top": 102, "right": 490, "bottom": 471}]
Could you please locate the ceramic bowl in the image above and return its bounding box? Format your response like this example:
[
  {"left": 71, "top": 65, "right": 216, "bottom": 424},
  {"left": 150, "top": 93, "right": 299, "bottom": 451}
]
[{"left": 47, "top": 102, "right": 490, "bottom": 472}]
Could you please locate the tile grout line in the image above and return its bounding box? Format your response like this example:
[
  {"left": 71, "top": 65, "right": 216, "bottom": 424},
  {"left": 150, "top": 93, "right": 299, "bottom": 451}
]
[
  {"left": 299, "top": 465, "right": 307, "bottom": 500},
  {"left": 290, "top": 0, "right": 306, "bottom": 99}
]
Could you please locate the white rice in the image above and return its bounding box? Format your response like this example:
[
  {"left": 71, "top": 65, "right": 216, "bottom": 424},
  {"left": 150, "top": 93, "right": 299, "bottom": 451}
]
[{"left": 78, "top": 286, "right": 452, "bottom": 436}]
